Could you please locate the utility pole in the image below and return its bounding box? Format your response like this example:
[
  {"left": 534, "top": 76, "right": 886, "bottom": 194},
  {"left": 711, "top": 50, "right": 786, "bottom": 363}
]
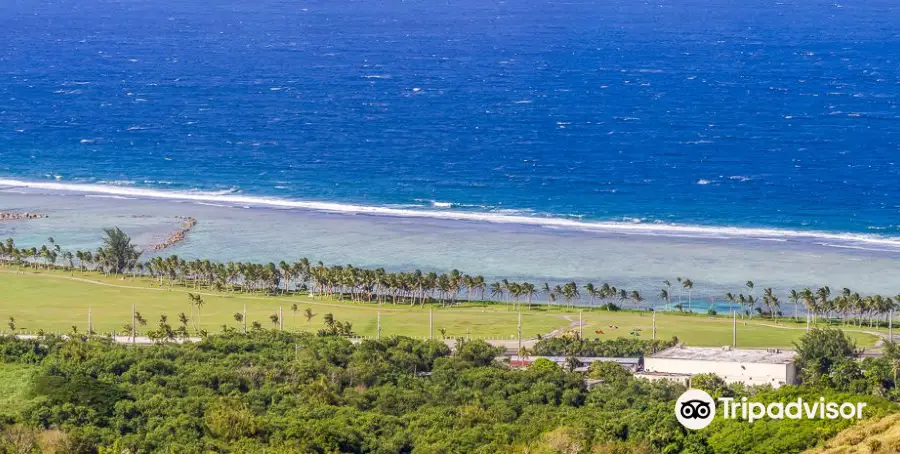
[
  {"left": 732, "top": 310, "right": 737, "bottom": 348},
  {"left": 243, "top": 304, "right": 247, "bottom": 334},
  {"left": 517, "top": 311, "right": 522, "bottom": 353},
  {"left": 88, "top": 306, "right": 92, "bottom": 336},
  {"left": 579, "top": 311, "right": 583, "bottom": 338},
  {"left": 131, "top": 304, "right": 136, "bottom": 344},
  {"left": 652, "top": 310, "right": 657, "bottom": 341},
  {"left": 377, "top": 311, "right": 381, "bottom": 340},
  {"left": 890, "top": 310, "right": 894, "bottom": 343},
  {"left": 429, "top": 307, "right": 434, "bottom": 340},
  {"left": 279, "top": 305, "right": 283, "bottom": 332}
]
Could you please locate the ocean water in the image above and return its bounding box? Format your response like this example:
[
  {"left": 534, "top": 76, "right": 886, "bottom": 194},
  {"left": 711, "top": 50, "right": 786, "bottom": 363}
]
[{"left": 1, "top": 0, "right": 900, "bottom": 304}]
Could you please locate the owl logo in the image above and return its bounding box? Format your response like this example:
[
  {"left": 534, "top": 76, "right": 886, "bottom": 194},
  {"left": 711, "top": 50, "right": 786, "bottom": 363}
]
[
  {"left": 675, "top": 389, "right": 716, "bottom": 430},
  {"left": 680, "top": 399, "right": 712, "bottom": 419}
]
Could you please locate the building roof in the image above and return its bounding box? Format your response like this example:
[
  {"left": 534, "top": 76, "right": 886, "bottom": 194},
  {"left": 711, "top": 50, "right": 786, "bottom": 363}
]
[
  {"left": 635, "top": 371, "right": 693, "bottom": 378},
  {"left": 506, "top": 356, "right": 641, "bottom": 364},
  {"left": 649, "top": 346, "right": 796, "bottom": 364}
]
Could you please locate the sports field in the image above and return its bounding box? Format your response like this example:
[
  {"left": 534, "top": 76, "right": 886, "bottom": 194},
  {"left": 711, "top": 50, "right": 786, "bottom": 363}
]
[{"left": 0, "top": 270, "right": 888, "bottom": 348}]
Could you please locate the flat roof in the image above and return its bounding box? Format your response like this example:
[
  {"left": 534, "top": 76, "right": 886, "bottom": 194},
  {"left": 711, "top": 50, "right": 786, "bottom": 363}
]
[
  {"left": 507, "top": 356, "right": 641, "bottom": 364},
  {"left": 635, "top": 371, "right": 693, "bottom": 378},
  {"left": 649, "top": 346, "right": 795, "bottom": 364}
]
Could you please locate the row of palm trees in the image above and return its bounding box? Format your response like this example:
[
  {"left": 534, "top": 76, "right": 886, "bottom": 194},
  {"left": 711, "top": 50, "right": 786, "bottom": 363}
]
[{"left": 0, "top": 233, "right": 896, "bottom": 327}]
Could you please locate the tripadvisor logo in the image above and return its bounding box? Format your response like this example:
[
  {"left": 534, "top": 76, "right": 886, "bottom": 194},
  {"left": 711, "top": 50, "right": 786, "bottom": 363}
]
[
  {"left": 676, "top": 389, "right": 716, "bottom": 429},
  {"left": 675, "top": 389, "right": 868, "bottom": 430}
]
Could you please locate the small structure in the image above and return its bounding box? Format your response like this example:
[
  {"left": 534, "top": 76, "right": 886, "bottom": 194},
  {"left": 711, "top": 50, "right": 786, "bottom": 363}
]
[
  {"left": 638, "top": 346, "right": 796, "bottom": 388},
  {"left": 505, "top": 355, "right": 642, "bottom": 372}
]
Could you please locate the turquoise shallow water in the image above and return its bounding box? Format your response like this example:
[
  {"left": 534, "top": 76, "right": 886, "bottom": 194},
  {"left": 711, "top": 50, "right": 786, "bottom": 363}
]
[{"left": 2, "top": 190, "right": 899, "bottom": 312}]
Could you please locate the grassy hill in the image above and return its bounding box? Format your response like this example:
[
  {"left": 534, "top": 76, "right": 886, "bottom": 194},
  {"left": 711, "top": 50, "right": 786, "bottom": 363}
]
[{"left": 805, "top": 414, "right": 900, "bottom": 454}]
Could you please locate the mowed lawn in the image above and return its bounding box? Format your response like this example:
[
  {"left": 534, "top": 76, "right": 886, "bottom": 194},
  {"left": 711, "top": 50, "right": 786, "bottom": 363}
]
[
  {"left": 578, "top": 311, "right": 883, "bottom": 348},
  {"left": 0, "top": 271, "right": 567, "bottom": 339},
  {"left": 0, "top": 270, "right": 887, "bottom": 347}
]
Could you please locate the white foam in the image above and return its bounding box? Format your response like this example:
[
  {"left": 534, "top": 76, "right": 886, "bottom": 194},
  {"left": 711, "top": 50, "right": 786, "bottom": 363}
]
[{"left": 3, "top": 178, "right": 900, "bottom": 250}]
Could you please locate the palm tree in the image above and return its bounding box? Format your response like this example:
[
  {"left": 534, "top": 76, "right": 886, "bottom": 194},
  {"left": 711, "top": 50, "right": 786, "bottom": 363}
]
[
  {"left": 490, "top": 282, "right": 503, "bottom": 305},
  {"left": 763, "top": 288, "right": 779, "bottom": 319},
  {"left": 663, "top": 280, "right": 672, "bottom": 310},
  {"left": 549, "top": 285, "right": 561, "bottom": 311},
  {"left": 788, "top": 289, "right": 801, "bottom": 321},
  {"left": 584, "top": 283, "right": 596, "bottom": 310},
  {"left": 304, "top": 308, "right": 315, "bottom": 323},
  {"left": 188, "top": 293, "right": 204, "bottom": 333},
  {"left": 815, "top": 286, "right": 831, "bottom": 325},
  {"left": 659, "top": 288, "right": 670, "bottom": 312},
  {"left": 801, "top": 288, "right": 815, "bottom": 329},
  {"left": 562, "top": 282, "right": 579, "bottom": 310},
  {"left": 725, "top": 292, "right": 737, "bottom": 315},
  {"left": 522, "top": 282, "right": 537, "bottom": 310},
  {"left": 630, "top": 290, "right": 643, "bottom": 309},
  {"left": 682, "top": 279, "right": 694, "bottom": 312},
  {"left": 472, "top": 275, "right": 486, "bottom": 303},
  {"left": 291, "top": 303, "right": 298, "bottom": 330}
]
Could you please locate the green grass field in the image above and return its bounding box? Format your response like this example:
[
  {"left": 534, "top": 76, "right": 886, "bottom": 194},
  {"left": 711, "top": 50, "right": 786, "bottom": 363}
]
[{"left": 0, "top": 269, "right": 889, "bottom": 348}]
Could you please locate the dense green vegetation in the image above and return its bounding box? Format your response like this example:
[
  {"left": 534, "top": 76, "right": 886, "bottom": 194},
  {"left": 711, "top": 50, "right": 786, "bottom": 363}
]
[{"left": 0, "top": 329, "right": 897, "bottom": 453}]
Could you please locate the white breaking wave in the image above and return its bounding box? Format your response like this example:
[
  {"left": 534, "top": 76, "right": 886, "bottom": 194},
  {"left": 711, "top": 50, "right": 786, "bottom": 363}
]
[{"left": 3, "top": 178, "right": 900, "bottom": 250}]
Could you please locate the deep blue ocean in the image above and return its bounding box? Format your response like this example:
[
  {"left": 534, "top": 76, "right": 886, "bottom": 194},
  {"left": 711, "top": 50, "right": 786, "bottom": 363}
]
[{"left": 1, "top": 0, "right": 899, "bottom": 235}]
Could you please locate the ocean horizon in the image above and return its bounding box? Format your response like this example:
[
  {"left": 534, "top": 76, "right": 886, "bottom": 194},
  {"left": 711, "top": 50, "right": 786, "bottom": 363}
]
[{"left": 2, "top": 0, "right": 900, "bottom": 303}]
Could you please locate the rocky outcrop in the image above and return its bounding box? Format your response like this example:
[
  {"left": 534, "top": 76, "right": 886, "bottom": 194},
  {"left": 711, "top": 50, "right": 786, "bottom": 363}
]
[
  {"left": 0, "top": 212, "right": 45, "bottom": 221},
  {"left": 152, "top": 217, "right": 197, "bottom": 251}
]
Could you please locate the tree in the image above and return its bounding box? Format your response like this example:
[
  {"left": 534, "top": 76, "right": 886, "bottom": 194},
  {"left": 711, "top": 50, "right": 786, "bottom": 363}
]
[
  {"left": 188, "top": 293, "right": 204, "bottom": 333},
  {"left": 98, "top": 227, "right": 141, "bottom": 275},
  {"left": 587, "top": 361, "right": 631, "bottom": 385},
  {"left": 682, "top": 279, "right": 694, "bottom": 312},
  {"left": 304, "top": 308, "right": 315, "bottom": 323},
  {"left": 663, "top": 280, "right": 672, "bottom": 310},
  {"left": 789, "top": 289, "right": 801, "bottom": 321},
  {"left": 630, "top": 290, "right": 643, "bottom": 309},
  {"left": 455, "top": 340, "right": 501, "bottom": 366},
  {"left": 584, "top": 283, "right": 596, "bottom": 310},
  {"left": 794, "top": 328, "right": 859, "bottom": 384},
  {"left": 531, "top": 357, "right": 561, "bottom": 372},
  {"left": 691, "top": 373, "right": 733, "bottom": 398},
  {"left": 522, "top": 282, "right": 537, "bottom": 310}
]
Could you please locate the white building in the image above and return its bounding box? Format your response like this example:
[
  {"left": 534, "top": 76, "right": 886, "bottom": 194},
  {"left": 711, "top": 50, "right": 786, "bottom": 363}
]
[{"left": 638, "top": 346, "right": 796, "bottom": 388}]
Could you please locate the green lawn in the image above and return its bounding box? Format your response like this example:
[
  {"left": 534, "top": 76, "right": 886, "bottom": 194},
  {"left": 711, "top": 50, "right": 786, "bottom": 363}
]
[
  {"left": 578, "top": 311, "right": 882, "bottom": 348},
  {"left": 0, "top": 363, "right": 37, "bottom": 416},
  {"left": 0, "top": 270, "right": 566, "bottom": 339},
  {"left": 0, "top": 269, "right": 887, "bottom": 348}
]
